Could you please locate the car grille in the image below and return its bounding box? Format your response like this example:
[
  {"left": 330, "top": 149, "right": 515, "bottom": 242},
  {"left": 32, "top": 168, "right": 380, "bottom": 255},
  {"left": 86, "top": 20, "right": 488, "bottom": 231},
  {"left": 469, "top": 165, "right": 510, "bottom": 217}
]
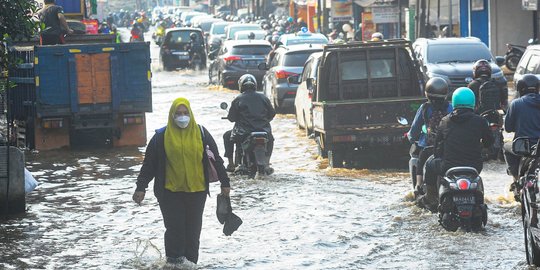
[{"left": 448, "top": 76, "right": 469, "bottom": 90}]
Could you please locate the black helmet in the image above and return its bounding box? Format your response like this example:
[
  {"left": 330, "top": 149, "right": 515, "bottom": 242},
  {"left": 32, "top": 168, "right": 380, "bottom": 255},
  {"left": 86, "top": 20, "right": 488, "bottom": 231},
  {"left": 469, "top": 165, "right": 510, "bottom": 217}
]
[
  {"left": 238, "top": 74, "right": 257, "bottom": 92},
  {"left": 425, "top": 77, "right": 449, "bottom": 101},
  {"left": 472, "top": 59, "right": 492, "bottom": 78},
  {"left": 190, "top": 32, "right": 197, "bottom": 40},
  {"left": 516, "top": 74, "right": 540, "bottom": 96},
  {"left": 248, "top": 32, "right": 256, "bottom": 40}
]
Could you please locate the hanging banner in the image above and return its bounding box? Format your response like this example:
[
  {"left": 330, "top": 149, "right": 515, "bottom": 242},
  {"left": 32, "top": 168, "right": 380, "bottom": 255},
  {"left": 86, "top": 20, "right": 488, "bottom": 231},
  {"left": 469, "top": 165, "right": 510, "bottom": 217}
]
[
  {"left": 361, "top": 12, "right": 375, "bottom": 41},
  {"left": 372, "top": 7, "right": 399, "bottom": 24},
  {"left": 523, "top": 0, "right": 538, "bottom": 11},
  {"left": 331, "top": 0, "right": 353, "bottom": 22}
]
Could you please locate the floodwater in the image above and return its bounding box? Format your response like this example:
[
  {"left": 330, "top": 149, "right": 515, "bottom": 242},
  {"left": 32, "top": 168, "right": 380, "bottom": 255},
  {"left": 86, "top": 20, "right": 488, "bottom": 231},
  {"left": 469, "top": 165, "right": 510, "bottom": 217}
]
[{"left": 0, "top": 39, "right": 532, "bottom": 270}]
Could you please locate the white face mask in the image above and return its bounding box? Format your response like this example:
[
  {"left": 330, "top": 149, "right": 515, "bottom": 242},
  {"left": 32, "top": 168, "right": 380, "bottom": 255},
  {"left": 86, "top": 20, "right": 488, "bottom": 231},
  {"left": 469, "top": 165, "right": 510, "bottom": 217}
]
[{"left": 174, "top": 115, "right": 190, "bottom": 128}]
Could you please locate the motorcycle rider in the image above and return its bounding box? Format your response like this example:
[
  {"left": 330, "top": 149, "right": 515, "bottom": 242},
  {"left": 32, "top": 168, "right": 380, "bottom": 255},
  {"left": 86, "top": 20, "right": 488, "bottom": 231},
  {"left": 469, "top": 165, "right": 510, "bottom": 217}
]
[
  {"left": 407, "top": 77, "right": 453, "bottom": 198},
  {"left": 188, "top": 32, "right": 205, "bottom": 67},
  {"left": 224, "top": 74, "right": 276, "bottom": 172},
  {"left": 130, "top": 18, "right": 145, "bottom": 41},
  {"left": 467, "top": 59, "right": 508, "bottom": 113},
  {"left": 503, "top": 74, "right": 540, "bottom": 199},
  {"left": 420, "top": 87, "right": 493, "bottom": 211}
]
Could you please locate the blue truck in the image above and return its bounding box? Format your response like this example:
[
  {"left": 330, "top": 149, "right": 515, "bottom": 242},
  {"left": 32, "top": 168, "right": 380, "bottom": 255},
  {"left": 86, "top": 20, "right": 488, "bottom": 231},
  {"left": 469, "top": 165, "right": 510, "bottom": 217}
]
[{"left": 8, "top": 41, "right": 152, "bottom": 150}]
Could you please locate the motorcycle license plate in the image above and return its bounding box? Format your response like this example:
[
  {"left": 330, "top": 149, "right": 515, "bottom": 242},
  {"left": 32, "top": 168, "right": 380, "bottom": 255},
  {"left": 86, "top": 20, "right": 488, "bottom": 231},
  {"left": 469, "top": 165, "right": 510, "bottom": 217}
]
[{"left": 453, "top": 195, "right": 475, "bottom": 204}]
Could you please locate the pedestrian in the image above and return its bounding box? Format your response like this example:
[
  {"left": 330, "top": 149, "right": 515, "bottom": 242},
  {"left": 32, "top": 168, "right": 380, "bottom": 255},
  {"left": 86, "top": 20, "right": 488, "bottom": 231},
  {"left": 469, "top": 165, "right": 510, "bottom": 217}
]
[
  {"left": 37, "top": 0, "right": 74, "bottom": 45},
  {"left": 132, "top": 97, "right": 231, "bottom": 268}
]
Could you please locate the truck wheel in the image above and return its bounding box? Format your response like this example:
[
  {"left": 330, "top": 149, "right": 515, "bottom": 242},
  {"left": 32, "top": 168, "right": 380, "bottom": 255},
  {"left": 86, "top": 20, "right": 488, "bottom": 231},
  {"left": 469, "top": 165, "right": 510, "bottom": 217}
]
[
  {"left": 316, "top": 134, "right": 328, "bottom": 158},
  {"left": 328, "top": 150, "right": 344, "bottom": 168}
]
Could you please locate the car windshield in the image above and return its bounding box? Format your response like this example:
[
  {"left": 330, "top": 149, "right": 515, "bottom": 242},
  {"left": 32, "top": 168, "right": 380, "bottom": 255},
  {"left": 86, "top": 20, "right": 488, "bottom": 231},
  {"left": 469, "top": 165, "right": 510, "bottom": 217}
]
[
  {"left": 231, "top": 45, "right": 271, "bottom": 55},
  {"left": 286, "top": 38, "right": 328, "bottom": 46},
  {"left": 167, "top": 31, "right": 201, "bottom": 44},
  {"left": 283, "top": 51, "right": 321, "bottom": 66},
  {"left": 427, "top": 44, "right": 494, "bottom": 63},
  {"left": 200, "top": 20, "right": 218, "bottom": 32},
  {"left": 228, "top": 25, "right": 260, "bottom": 39},
  {"left": 211, "top": 24, "right": 228, "bottom": 35}
]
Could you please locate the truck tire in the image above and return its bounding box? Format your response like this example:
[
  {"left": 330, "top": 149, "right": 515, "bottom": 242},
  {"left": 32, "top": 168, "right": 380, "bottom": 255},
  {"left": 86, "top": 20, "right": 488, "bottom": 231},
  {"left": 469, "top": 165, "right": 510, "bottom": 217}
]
[
  {"left": 328, "top": 150, "right": 344, "bottom": 168},
  {"left": 315, "top": 134, "right": 328, "bottom": 158}
]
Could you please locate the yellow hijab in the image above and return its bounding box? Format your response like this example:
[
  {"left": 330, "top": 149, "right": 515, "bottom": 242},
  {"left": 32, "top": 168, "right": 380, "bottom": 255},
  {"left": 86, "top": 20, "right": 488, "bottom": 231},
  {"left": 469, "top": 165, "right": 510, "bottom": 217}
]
[{"left": 164, "top": 98, "right": 205, "bottom": 192}]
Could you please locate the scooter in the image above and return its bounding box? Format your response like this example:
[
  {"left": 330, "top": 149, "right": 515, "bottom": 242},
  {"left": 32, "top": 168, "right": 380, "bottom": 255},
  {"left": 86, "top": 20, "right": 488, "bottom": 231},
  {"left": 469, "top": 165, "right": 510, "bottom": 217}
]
[
  {"left": 505, "top": 43, "right": 526, "bottom": 71},
  {"left": 438, "top": 166, "right": 487, "bottom": 232},
  {"left": 130, "top": 28, "right": 144, "bottom": 42},
  {"left": 220, "top": 102, "right": 272, "bottom": 178},
  {"left": 512, "top": 137, "right": 540, "bottom": 265},
  {"left": 480, "top": 109, "right": 504, "bottom": 161}
]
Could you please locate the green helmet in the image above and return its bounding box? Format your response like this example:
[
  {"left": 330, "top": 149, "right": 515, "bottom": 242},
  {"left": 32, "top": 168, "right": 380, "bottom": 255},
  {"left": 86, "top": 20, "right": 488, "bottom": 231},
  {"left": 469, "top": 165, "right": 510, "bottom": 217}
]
[{"left": 451, "top": 87, "right": 475, "bottom": 109}]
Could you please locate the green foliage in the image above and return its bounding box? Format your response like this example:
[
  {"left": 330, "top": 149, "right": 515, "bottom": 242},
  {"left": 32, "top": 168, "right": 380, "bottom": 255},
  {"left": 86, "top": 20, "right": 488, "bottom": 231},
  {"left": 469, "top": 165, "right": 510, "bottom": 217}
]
[{"left": 0, "top": 0, "right": 40, "bottom": 89}]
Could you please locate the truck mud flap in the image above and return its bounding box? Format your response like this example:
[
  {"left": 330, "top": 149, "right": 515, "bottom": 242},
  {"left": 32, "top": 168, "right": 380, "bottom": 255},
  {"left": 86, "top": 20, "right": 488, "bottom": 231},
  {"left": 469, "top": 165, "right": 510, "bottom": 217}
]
[{"left": 113, "top": 114, "right": 147, "bottom": 147}]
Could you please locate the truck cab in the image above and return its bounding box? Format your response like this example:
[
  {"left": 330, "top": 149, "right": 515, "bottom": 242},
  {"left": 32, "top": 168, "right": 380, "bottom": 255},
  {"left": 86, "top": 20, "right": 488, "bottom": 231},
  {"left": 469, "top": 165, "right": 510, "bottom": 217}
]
[{"left": 309, "top": 40, "right": 425, "bottom": 168}]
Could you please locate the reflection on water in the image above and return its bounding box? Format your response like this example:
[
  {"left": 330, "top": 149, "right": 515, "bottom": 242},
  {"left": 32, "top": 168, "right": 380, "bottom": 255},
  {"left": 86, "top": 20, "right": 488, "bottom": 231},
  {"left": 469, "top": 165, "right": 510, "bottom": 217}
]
[{"left": 0, "top": 68, "right": 530, "bottom": 269}]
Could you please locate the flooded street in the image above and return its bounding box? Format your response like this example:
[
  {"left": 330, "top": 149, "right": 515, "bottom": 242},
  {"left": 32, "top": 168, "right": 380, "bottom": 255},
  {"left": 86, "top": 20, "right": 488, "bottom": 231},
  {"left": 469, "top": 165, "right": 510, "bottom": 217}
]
[{"left": 0, "top": 41, "right": 531, "bottom": 269}]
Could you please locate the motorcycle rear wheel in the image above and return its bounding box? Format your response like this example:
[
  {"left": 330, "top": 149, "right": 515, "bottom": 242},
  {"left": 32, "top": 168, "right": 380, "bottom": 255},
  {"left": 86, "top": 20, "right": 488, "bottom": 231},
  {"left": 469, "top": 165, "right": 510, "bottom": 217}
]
[
  {"left": 523, "top": 192, "right": 540, "bottom": 265},
  {"left": 505, "top": 54, "right": 521, "bottom": 71}
]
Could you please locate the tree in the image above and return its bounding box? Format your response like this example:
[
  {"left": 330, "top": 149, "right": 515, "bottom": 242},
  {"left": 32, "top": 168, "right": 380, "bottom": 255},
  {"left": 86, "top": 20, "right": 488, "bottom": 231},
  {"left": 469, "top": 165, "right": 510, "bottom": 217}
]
[{"left": 0, "top": 0, "right": 40, "bottom": 75}]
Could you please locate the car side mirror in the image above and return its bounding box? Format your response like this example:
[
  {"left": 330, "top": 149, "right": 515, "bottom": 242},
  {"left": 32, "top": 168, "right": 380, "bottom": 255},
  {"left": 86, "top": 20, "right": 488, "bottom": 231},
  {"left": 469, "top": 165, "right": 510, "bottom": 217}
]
[
  {"left": 306, "top": 78, "right": 314, "bottom": 90},
  {"left": 287, "top": 75, "right": 300, "bottom": 84},
  {"left": 512, "top": 137, "right": 533, "bottom": 156},
  {"left": 495, "top": 56, "right": 505, "bottom": 67},
  {"left": 258, "top": 62, "right": 268, "bottom": 70},
  {"left": 220, "top": 102, "right": 228, "bottom": 110},
  {"left": 204, "top": 32, "right": 210, "bottom": 37}
]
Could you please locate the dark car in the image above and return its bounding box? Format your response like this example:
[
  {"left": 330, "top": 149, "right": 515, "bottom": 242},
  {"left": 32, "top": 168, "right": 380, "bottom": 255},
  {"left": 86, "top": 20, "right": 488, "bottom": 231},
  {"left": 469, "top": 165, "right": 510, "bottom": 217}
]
[
  {"left": 260, "top": 44, "right": 324, "bottom": 112},
  {"left": 413, "top": 37, "right": 507, "bottom": 94},
  {"left": 209, "top": 39, "right": 272, "bottom": 89},
  {"left": 160, "top": 28, "right": 206, "bottom": 71}
]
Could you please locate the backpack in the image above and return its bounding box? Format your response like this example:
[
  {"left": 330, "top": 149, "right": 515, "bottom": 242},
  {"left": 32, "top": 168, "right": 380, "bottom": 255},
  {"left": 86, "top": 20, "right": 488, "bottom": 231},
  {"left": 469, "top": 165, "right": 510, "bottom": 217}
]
[
  {"left": 422, "top": 102, "right": 447, "bottom": 145},
  {"left": 477, "top": 79, "right": 501, "bottom": 113}
]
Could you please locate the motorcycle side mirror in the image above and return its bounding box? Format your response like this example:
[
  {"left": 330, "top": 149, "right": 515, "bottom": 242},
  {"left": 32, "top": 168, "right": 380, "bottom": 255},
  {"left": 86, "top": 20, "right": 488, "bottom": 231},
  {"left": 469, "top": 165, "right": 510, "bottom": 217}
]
[
  {"left": 220, "top": 102, "right": 228, "bottom": 110},
  {"left": 512, "top": 137, "right": 532, "bottom": 156},
  {"left": 258, "top": 62, "right": 268, "bottom": 70},
  {"left": 156, "top": 40, "right": 162, "bottom": 46},
  {"left": 397, "top": 117, "right": 408, "bottom": 126},
  {"left": 495, "top": 56, "right": 505, "bottom": 67}
]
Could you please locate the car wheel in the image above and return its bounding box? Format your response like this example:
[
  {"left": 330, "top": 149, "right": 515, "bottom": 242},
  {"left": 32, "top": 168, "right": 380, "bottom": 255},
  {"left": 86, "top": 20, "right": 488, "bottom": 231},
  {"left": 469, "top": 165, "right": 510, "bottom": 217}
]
[
  {"left": 219, "top": 72, "right": 226, "bottom": 88},
  {"left": 304, "top": 113, "right": 311, "bottom": 137},
  {"left": 273, "top": 91, "right": 282, "bottom": 113},
  {"left": 328, "top": 149, "right": 344, "bottom": 168}
]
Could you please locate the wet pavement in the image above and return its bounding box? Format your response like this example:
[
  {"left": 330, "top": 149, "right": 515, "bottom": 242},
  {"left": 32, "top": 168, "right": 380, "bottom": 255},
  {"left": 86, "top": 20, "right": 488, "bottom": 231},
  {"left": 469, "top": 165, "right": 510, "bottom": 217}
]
[{"left": 0, "top": 38, "right": 533, "bottom": 269}]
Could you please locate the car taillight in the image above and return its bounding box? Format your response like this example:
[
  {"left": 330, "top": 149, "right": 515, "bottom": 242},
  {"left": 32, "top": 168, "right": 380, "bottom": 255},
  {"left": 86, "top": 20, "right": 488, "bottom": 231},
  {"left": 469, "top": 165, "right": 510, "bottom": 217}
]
[
  {"left": 277, "top": 70, "right": 297, "bottom": 79},
  {"left": 224, "top": 55, "right": 242, "bottom": 65}
]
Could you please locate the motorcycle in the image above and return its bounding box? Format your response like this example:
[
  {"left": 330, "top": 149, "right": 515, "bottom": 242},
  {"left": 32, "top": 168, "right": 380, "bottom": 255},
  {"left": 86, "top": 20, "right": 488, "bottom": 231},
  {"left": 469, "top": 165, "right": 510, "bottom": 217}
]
[
  {"left": 505, "top": 43, "right": 526, "bottom": 71},
  {"left": 512, "top": 137, "right": 540, "bottom": 265},
  {"left": 220, "top": 102, "right": 272, "bottom": 178},
  {"left": 188, "top": 44, "right": 206, "bottom": 70},
  {"left": 130, "top": 28, "right": 144, "bottom": 42},
  {"left": 438, "top": 166, "right": 487, "bottom": 232},
  {"left": 480, "top": 109, "right": 504, "bottom": 161}
]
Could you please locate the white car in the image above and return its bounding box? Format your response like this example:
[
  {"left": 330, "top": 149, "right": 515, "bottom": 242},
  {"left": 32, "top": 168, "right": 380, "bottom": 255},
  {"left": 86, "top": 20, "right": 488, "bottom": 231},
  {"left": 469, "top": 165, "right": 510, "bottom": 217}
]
[
  {"left": 294, "top": 52, "right": 323, "bottom": 135},
  {"left": 224, "top": 24, "right": 262, "bottom": 40},
  {"left": 234, "top": 30, "right": 267, "bottom": 40}
]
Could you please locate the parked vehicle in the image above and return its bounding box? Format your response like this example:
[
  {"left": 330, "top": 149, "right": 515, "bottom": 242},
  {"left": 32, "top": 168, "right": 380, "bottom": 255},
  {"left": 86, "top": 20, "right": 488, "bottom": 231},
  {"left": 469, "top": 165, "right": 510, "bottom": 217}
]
[
  {"left": 224, "top": 24, "right": 262, "bottom": 40},
  {"left": 413, "top": 37, "right": 507, "bottom": 95},
  {"left": 505, "top": 44, "right": 527, "bottom": 71},
  {"left": 514, "top": 44, "right": 540, "bottom": 84},
  {"left": 290, "top": 40, "right": 425, "bottom": 168},
  {"left": 260, "top": 44, "right": 323, "bottom": 112},
  {"left": 209, "top": 40, "right": 272, "bottom": 89},
  {"left": 7, "top": 42, "right": 152, "bottom": 150},
  {"left": 277, "top": 31, "right": 329, "bottom": 47},
  {"left": 512, "top": 137, "right": 540, "bottom": 265},
  {"left": 438, "top": 167, "right": 487, "bottom": 232},
  {"left": 220, "top": 102, "right": 271, "bottom": 178},
  {"left": 160, "top": 28, "right": 206, "bottom": 71}
]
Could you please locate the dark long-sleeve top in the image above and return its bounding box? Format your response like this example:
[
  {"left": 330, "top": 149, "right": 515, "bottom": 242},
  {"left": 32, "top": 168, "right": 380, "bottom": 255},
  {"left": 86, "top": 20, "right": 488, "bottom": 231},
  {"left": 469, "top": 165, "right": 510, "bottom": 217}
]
[
  {"left": 135, "top": 125, "right": 230, "bottom": 200},
  {"left": 227, "top": 91, "right": 276, "bottom": 135},
  {"left": 505, "top": 93, "right": 540, "bottom": 139}
]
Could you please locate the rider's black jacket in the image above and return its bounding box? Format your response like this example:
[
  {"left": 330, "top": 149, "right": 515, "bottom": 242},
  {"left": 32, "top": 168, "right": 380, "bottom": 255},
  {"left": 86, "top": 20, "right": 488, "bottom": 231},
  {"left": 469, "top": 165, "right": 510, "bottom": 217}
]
[
  {"left": 434, "top": 109, "right": 493, "bottom": 172},
  {"left": 227, "top": 90, "right": 276, "bottom": 139}
]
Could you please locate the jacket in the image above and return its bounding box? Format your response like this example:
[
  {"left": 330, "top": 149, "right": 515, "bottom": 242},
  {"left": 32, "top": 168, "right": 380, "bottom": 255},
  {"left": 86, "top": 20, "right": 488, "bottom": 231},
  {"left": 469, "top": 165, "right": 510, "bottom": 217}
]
[
  {"left": 408, "top": 102, "right": 452, "bottom": 148},
  {"left": 434, "top": 109, "right": 493, "bottom": 172},
  {"left": 135, "top": 125, "right": 230, "bottom": 200},
  {"left": 228, "top": 91, "right": 276, "bottom": 138},
  {"left": 505, "top": 93, "right": 540, "bottom": 139}
]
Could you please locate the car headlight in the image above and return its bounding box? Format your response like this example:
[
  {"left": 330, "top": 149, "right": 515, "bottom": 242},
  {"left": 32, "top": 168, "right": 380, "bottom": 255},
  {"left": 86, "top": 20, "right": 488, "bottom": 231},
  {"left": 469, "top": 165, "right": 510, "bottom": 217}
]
[{"left": 426, "top": 72, "right": 451, "bottom": 84}]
